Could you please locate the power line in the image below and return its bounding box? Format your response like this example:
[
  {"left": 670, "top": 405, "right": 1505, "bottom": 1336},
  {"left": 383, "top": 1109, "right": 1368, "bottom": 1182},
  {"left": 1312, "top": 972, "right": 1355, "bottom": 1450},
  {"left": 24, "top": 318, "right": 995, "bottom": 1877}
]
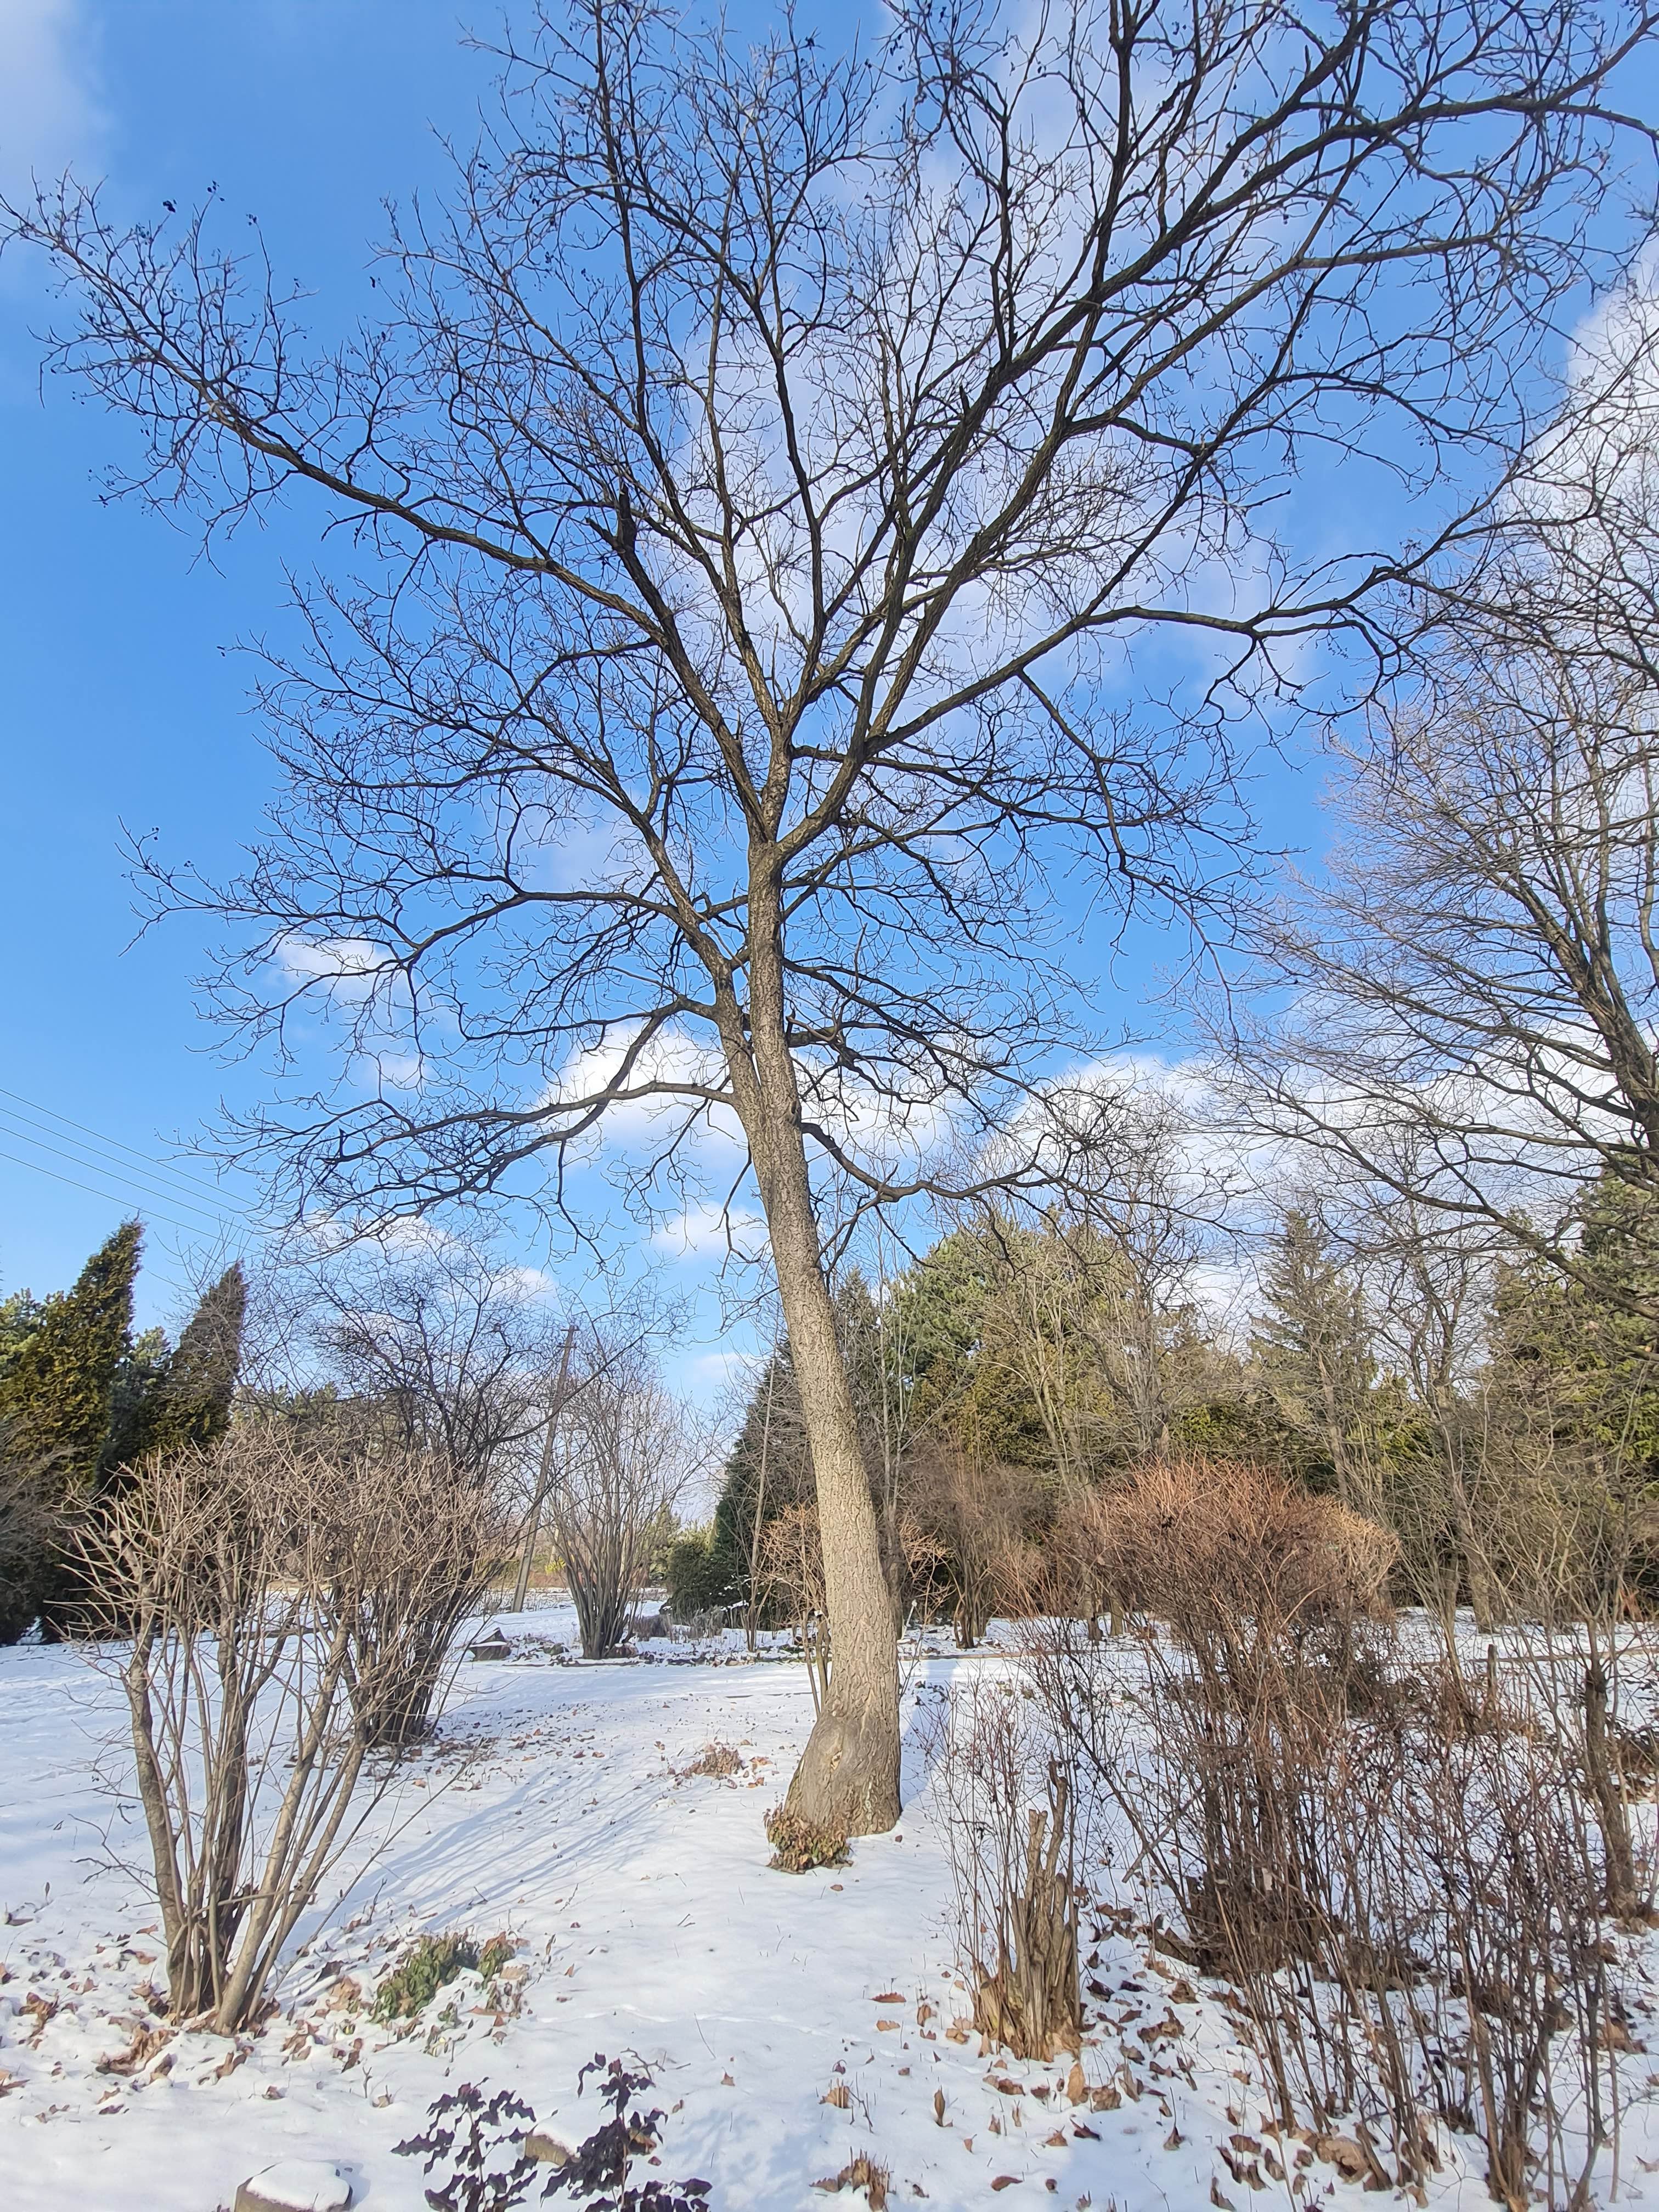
[
  {"left": 0, "top": 1118, "right": 237, "bottom": 1229},
  {"left": 0, "top": 1145, "right": 233, "bottom": 1241},
  {"left": 0, "top": 1084, "right": 256, "bottom": 1215}
]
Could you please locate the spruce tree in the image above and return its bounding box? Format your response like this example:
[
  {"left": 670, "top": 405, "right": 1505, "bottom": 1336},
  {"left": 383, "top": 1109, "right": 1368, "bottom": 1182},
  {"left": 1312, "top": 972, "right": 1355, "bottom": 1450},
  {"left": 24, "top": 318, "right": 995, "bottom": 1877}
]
[
  {"left": 1250, "top": 1209, "right": 1375, "bottom": 1506},
  {"left": 121, "top": 1262, "right": 246, "bottom": 1468},
  {"left": 1493, "top": 1175, "right": 1659, "bottom": 1477}
]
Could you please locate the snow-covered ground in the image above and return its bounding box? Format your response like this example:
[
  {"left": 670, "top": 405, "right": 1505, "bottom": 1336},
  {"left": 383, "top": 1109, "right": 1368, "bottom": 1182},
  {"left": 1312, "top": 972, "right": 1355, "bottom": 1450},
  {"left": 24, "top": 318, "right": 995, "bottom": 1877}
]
[{"left": 2, "top": 1604, "right": 1656, "bottom": 2211}]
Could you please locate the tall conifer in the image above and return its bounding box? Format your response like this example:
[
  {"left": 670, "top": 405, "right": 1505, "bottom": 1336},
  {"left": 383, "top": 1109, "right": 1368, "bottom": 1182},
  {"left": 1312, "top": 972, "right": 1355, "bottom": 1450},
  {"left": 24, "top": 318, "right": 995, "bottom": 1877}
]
[
  {"left": 0, "top": 1221, "right": 140, "bottom": 1497},
  {"left": 1250, "top": 1210, "right": 1374, "bottom": 1506},
  {"left": 0, "top": 1222, "right": 140, "bottom": 1636},
  {"left": 123, "top": 1263, "right": 246, "bottom": 1466}
]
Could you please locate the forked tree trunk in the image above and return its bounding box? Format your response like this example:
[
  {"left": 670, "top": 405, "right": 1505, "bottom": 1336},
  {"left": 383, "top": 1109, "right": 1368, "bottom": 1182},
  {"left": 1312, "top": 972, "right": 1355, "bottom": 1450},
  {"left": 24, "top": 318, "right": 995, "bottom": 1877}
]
[{"left": 731, "top": 943, "right": 900, "bottom": 1836}]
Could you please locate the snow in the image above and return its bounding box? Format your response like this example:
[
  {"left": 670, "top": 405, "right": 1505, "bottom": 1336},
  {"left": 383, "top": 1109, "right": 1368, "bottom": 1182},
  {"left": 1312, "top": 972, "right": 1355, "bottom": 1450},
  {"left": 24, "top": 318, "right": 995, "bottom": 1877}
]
[{"left": 0, "top": 1602, "right": 1655, "bottom": 2211}]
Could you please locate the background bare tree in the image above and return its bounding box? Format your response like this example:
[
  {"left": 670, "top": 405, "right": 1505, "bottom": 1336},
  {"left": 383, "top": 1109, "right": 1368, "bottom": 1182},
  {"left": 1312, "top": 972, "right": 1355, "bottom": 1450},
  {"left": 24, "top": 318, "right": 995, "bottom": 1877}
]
[
  {"left": 1237, "top": 520, "right": 1659, "bottom": 1306},
  {"left": 304, "top": 1231, "right": 560, "bottom": 1488},
  {"left": 9, "top": 0, "right": 1652, "bottom": 1830},
  {"left": 259, "top": 1231, "right": 560, "bottom": 1740},
  {"left": 543, "top": 1333, "right": 699, "bottom": 1659}
]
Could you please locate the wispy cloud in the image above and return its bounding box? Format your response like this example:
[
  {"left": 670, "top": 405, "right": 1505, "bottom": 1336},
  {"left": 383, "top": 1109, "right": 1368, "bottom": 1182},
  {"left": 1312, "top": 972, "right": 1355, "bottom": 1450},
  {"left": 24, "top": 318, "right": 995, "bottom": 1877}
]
[
  {"left": 0, "top": 1, "right": 104, "bottom": 198},
  {"left": 651, "top": 1200, "right": 768, "bottom": 1262}
]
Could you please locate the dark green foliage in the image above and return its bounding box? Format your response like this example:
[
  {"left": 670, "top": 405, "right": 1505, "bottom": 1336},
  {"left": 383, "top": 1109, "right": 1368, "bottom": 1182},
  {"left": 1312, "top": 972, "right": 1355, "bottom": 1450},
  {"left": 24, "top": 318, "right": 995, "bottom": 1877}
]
[
  {"left": 0, "top": 1221, "right": 140, "bottom": 1493},
  {"left": 1494, "top": 1175, "right": 1659, "bottom": 1475},
  {"left": 890, "top": 1228, "right": 993, "bottom": 1435},
  {"left": 663, "top": 1528, "right": 738, "bottom": 1621},
  {"left": 0, "top": 1429, "right": 51, "bottom": 1645},
  {"left": 103, "top": 1327, "right": 172, "bottom": 1476},
  {"left": 123, "top": 1263, "right": 246, "bottom": 1467},
  {"left": 373, "top": 1930, "right": 515, "bottom": 2023},
  {"left": 0, "top": 1223, "right": 141, "bottom": 1637},
  {"left": 1172, "top": 1393, "right": 1322, "bottom": 1482},
  {"left": 890, "top": 1225, "right": 1058, "bottom": 1466},
  {"left": 710, "top": 1342, "right": 810, "bottom": 1615}
]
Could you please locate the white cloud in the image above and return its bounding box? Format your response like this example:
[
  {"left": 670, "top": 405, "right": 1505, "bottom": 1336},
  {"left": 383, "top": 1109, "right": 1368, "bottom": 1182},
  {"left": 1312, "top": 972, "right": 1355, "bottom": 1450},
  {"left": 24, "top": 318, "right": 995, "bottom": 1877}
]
[
  {"left": 359, "top": 1045, "right": 425, "bottom": 1093},
  {"left": 275, "top": 933, "right": 390, "bottom": 1002},
  {"left": 541, "top": 1025, "right": 743, "bottom": 1155},
  {"left": 0, "top": 0, "right": 103, "bottom": 197},
  {"left": 651, "top": 1201, "right": 768, "bottom": 1261}
]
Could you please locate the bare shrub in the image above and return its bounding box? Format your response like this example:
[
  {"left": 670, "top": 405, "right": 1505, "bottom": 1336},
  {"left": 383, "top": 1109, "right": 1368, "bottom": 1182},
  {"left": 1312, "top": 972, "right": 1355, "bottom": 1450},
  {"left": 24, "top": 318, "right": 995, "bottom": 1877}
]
[
  {"left": 542, "top": 1341, "right": 693, "bottom": 1659},
  {"left": 1031, "top": 1464, "right": 1630, "bottom": 2205},
  {"left": 1056, "top": 1459, "right": 1393, "bottom": 1976},
  {"left": 923, "top": 1675, "right": 1081, "bottom": 2061},
  {"left": 76, "top": 1431, "right": 459, "bottom": 2033},
  {"left": 902, "top": 1443, "right": 1044, "bottom": 1646},
  {"left": 326, "top": 1444, "right": 514, "bottom": 1750},
  {"left": 1084, "top": 1455, "right": 1396, "bottom": 1662},
  {"left": 1402, "top": 1697, "right": 1622, "bottom": 2212}
]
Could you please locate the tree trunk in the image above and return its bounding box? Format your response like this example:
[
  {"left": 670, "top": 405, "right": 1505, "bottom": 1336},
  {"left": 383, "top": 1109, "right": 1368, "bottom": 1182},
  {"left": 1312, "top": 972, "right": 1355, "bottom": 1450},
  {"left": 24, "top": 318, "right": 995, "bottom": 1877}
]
[
  {"left": 1583, "top": 1643, "right": 1640, "bottom": 1919},
  {"left": 729, "top": 943, "right": 899, "bottom": 1833},
  {"left": 764, "top": 1143, "right": 900, "bottom": 1832}
]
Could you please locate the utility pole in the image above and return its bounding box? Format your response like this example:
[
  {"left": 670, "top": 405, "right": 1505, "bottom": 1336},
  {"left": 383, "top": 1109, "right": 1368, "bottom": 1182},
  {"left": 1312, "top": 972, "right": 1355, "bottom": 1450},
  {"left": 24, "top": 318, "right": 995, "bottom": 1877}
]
[{"left": 510, "top": 1321, "right": 579, "bottom": 1614}]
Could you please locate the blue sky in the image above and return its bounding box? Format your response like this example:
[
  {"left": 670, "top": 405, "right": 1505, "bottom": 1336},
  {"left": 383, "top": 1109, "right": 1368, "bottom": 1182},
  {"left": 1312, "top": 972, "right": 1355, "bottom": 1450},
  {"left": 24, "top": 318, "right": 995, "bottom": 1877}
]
[
  {"left": 0, "top": 3, "right": 522, "bottom": 1327},
  {"left": 0, "top": 0, "right": 1648, "bottom": 1359}
]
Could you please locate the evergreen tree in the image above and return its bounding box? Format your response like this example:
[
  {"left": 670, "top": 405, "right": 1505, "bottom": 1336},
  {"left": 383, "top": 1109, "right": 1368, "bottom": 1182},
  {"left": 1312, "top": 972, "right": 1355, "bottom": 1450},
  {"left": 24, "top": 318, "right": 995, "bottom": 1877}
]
[
  {"left": 712, "top": 1342, "right": 809, "bottom": 1609},
  {"left": 1250, "top": 1209, "right": 1376, "bottom": 1505},
  {"left": 1492, "top": 1175, "right": 1659, "bottom": 1476},
  {"left": 0, "top": 1221, "right": 141, "bottom": 1637},
  {"left": 0, "top": 1221, "right": 140, "bottom": 1498},
  {"left": 121, "top": 1263, "right": 247, "bottom": 1467},
  {"left": 0, "top": 1290, "right": 45, "bottom": 1378},
  {"left": 104, "top": 1327, "right": 172, "bottom": 1477}
]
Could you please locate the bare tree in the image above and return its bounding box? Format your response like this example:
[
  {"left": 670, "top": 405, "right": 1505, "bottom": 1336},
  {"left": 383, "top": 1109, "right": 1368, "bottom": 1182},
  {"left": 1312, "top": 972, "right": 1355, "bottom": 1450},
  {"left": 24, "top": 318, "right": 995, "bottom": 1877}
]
[
  {"left": 304, "top": 1231, "right": 560, "bottom": 1487},
  {"left": 758, "top": 1500, "right": 832, "bottom": 1714},
  {"left": 327, "top": 1440, "right": 517, "bottom": 1751},
  {"left": 1364, "top": 1193, "right": 1506, "bottom": 1626},
  {"left": 962, "top": 1091, "right": 1232, "bottom": 1479},
  {"left": 1235, "top": 577, "right": 1659, "bottom": 1306},
  {"left": 8, "top": 1, "right": 1651, "bottom": 1830},
  {"left": 904, "top": 1441, "right": 1042, "bottom": 1648},
  {"left": 273, "top": 1231, "right": 556, "bottom": 1739},
  {"left": 543, "top": 1335, "right": 697, "bottom": 1658}
]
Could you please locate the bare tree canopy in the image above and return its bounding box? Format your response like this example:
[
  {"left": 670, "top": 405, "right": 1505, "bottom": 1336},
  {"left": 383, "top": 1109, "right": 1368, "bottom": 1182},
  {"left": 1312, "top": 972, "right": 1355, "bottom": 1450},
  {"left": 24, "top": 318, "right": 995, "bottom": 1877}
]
[
  {"left": 7, "top": 0, "right": 1655, "bottom": 1830},
  {"left": 300, "top": 1229, "right": 561, "bottom": 1485},
  {"left": 1220, "top": 263, "right": 1659, "bottom": 1288},
  {"left": 1231, "top": 618, "right": 1659, "bottom": 1289},
  {"left": 543, "top": 1331, "right": 702, "bottom": 1658}
]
